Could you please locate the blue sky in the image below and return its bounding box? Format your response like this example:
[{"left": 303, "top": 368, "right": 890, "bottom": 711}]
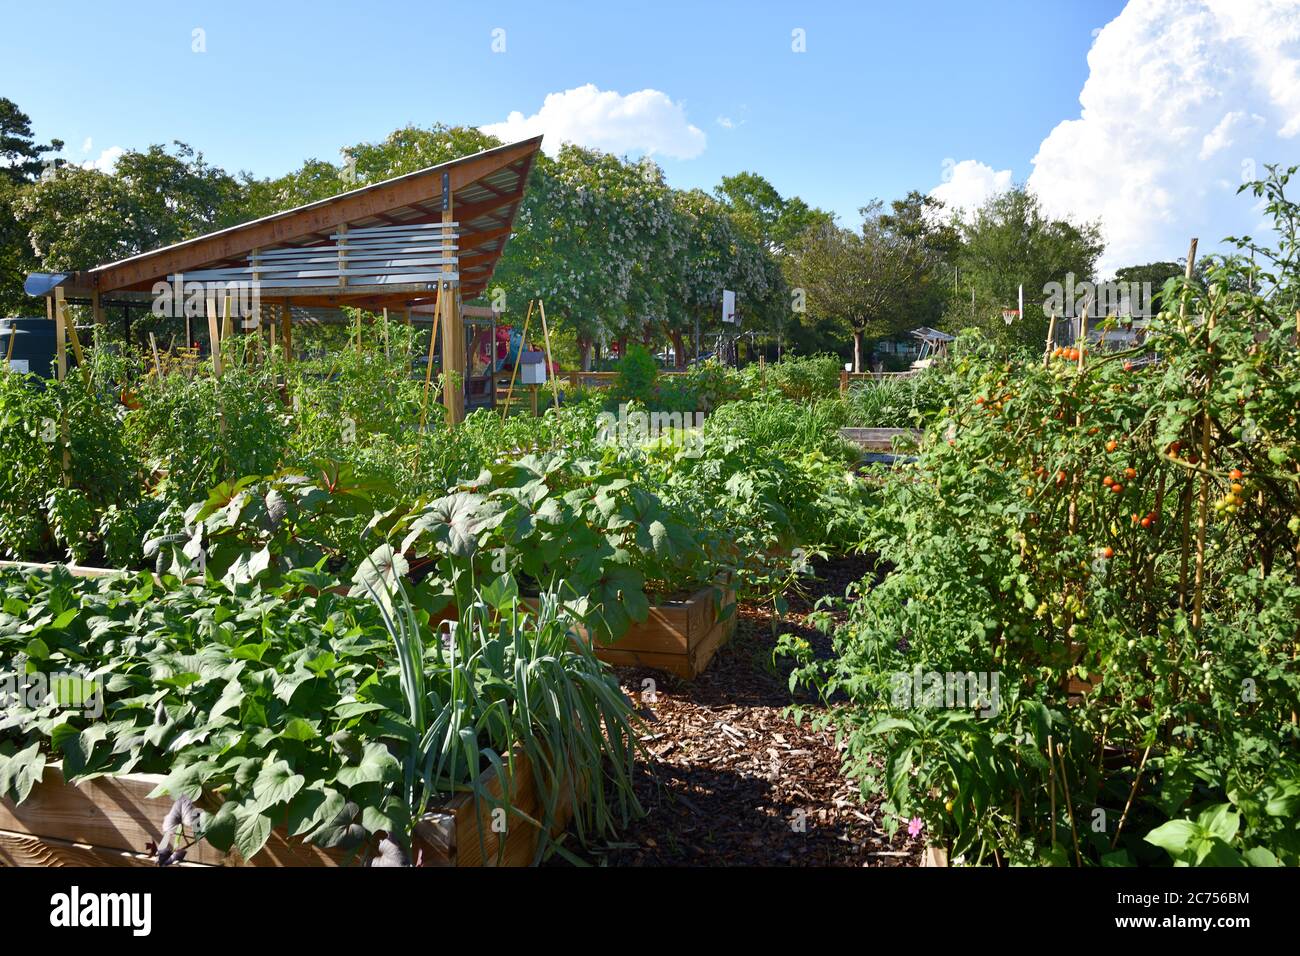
[
  {"left": 5, "top": 0, "right": 1296, "bottom": 271},
  {"left": 3, "top": 0, "right": 1123, "bottom": 222}
]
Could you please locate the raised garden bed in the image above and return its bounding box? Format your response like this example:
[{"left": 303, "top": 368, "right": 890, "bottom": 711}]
[
  {"left": 0, "top": 754, "right": 565, "bottom": 868},
  {"left": 838, "top": 427, "right": 922, "bottom": 452},
  {"left": 581, "top": 584, "right": 736, "bottom": 680}
]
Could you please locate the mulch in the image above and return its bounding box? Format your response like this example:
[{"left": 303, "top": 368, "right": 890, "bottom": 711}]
[{"left": 555, "top": 555, "right": 919, "bottom": 866}]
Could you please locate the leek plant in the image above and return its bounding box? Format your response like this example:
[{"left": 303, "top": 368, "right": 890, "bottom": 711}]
[{"left": 358, "top": 551, "right": 643, "bottom": 864}]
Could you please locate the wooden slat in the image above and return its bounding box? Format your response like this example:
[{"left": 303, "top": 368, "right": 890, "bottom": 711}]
[
  {"left": 180, "top": 261, "right": 459, "bottom": 280},
  {"left": 0, "top": 764, "right": 342, "bottom": 866},
  {"left": 331, "top": 222, "right": 459, "bottom": 238},
  {"left": 0, "top": 828, "right": 208, "bottom": 867}
]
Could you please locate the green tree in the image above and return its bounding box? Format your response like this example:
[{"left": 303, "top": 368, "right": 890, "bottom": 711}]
[
  {"left": 950, "top": 185, "right": 1103, "bottom": 348},
  {"left": 0, "top": 98, "right": 62, "bottom": 185},
  {"left": 714, "top": 171, "right": 832, "bottom": 357},
  {"left": 789, "top": 201, "right": 941, "bottom": 371},
  {"left": 0, "top": 98, "right": 64, "bottom": 314},
  {"left": 14, "top": 142, "right": 241, "bottom": 272},
  {"left": 494, "top": 145, "right": 673, "bottom": 368}
]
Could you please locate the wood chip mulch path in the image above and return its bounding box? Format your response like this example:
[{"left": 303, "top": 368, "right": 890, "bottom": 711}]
[{"left": 556, "top": 555, "right": 920, "bottom": 867}]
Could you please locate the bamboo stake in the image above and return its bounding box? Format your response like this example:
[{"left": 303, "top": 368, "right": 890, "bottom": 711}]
[
  {"left": 1043, "top": 312, "right": 1057, "bottom": 367},
  {"left": 382, "top": 308, "right": 390, "bottom": 361},
  {"left": 148, "top": 332, "right": 162, "bottom": 378},
  {"left": 1176, "top": 240, "right": 1198, "bottom": 610},
  {"left": 1055, "top": 742, "right": 1082, "bottom": 866},
  {"left": 1191, "top": 295, "right": 1217, "bottom": 630},
  {"left": 499, "top": 300, "right": 534, "bottom": 422},
  {"left": 1046, "top": 734, "right": 1057, "bottom": 851},
  {"left": 537, "top": 299, "right": 562, "bottom": 419},
  {"left": 1111, "top": 741, "right": 1153, "bottom": 849},
  {"left": 3, "top": 324, "right": 14, "bottom": 366}
]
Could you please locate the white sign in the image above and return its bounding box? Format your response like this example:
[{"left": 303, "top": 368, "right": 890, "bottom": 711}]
[
  {"left": 6, "top": 359, "right": 29, "bottom": 374},
  {"left": 722, "top": 289, "right": 736, "bottom": 324}
]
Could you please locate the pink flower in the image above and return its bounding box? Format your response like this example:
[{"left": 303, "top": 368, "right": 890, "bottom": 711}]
[{"left": 907, "top": 817, "right": 924, "bottom": 838}]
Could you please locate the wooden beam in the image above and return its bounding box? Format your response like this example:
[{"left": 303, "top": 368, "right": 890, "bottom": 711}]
[{"left": 88, "top": 138, "right": 541, "bottom": 292}]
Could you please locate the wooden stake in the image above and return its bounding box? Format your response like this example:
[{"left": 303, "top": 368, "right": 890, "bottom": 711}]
[
  {"left": 537, "top": 299, "right": 562, "bottom": 419},
  {"left": 1043, "top": 312, "right": 1057, "bottom": 367},
  {"left": 221, "top": 295, "right": 234, "bottom": 347},
  {"left": 499, "top": 300, "right": 534, "bottom": 422},
  {"left": 57, "top": 289, "right": 91, "bottom": 391},
  {"left": 382, "top": 308, "right": 390, "bottom": 361},
  {"left": 148, "top": 332, "right": 162, "bottom": 378},
  {"left": 206, "top": 298, "right": 223, "bottom": 377}
]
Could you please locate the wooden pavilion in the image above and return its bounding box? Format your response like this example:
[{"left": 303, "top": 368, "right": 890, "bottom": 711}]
[{"left": 26, "top": 136, "right": 542, "bottom": 423}]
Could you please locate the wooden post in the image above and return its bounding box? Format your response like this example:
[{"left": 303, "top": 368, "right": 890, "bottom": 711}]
[
  {"left": 280, "top": 301, "right": 293, "bottom": 362},
  {"left": 50, "top": 292, "right": 70, "bottom": 483},
  {"left": 537, "top": 299, "right": 561, "bottom": 418},
  {"left": 91, "top": 290, "right": 105, "bottom": 326},
  {"left": 51, "top": 294, "right": 66, "bottom": 381},
  {"left": 438, "top": 173, "right": 463, "bottom": 424},
  {"left": 206, "top": 298, "right": 223, "bottom": 377},
  {"left": 57, "top": 289, "right": 90, "bottom": 390},
  {"left": 418, "top": 283, "right": 444, "bottom": 434}
]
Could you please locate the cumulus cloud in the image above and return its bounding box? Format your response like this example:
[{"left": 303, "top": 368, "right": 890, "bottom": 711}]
[
  {"left": 81, "top": 145, "right": 125, "bottom": 173},
  {"left": 482, "top": 84, "right": 707, "bottom": 159},
  {"left": 929, "top": 159, "right": 1014, "bottom": 222},
  {"left": 1026, "top": 0, "right": 1300, "bottom": 275},
  {"left": 928, "top": 0, "right": 1300, "bottom": 274}
]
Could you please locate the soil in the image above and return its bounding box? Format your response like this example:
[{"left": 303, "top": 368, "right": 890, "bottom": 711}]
[{"left": 554, "top": 554, "right": 920, "bottom": 867}]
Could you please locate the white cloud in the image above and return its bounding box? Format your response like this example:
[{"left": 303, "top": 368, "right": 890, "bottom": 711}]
[
  {"left": 929, "top": 159, "right": 1014, "bottom": 222},
  {"left": 716, "top": 116, "right": 739, "bottom": 130},
  {"left": 1026, "top": 0, "right": 1300, "bottom": 274},
  {"left": 81, "top": 145, "right": 124, "bottom": 173},
  {"left": 79, "top": 136, "right": 93, "bottom": 154},
  {"left": 482, "top": 84, "right": 707, "bottom": 159}
]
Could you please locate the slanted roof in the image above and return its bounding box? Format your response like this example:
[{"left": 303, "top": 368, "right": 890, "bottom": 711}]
[
  {"left": 910, "top": 326, "right": 955, "bottom": 344},
  {"left": 63, "top": 136, "right": 542, "bottom": 310}
]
